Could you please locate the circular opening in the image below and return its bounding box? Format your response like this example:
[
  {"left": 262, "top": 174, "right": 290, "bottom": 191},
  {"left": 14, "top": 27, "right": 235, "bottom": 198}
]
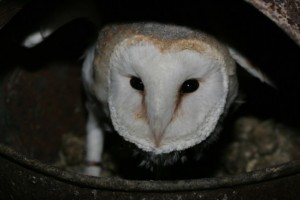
[{"left": 1, "top": 0, "right": 300, "bottom": 191}]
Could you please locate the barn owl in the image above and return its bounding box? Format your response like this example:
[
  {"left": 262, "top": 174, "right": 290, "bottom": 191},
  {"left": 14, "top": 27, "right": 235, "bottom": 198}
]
[{"left": 82, "top": 22, "right": 271, "bottom": 176}]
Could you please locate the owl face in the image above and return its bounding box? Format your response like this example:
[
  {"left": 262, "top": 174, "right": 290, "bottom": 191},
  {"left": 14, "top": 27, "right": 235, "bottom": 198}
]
[{"left": 107, "top": 35, "right": 235, "bottom": 154}]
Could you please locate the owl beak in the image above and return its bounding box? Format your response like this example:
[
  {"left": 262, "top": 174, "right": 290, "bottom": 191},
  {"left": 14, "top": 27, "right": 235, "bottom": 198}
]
[
  {"left": 153, "top": 131, "right": 164, "bottom": 147},
  {"left": 145, "top": 92, "right": 175, "bottom": 148}
]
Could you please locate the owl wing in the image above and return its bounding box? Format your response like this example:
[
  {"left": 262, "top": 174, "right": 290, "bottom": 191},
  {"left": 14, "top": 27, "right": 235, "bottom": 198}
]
[
  {"left": 82, "top": 45, "right": 96, "bottom": 93},
  {"left": 228, "top": 47, "right": 275, "bottom": 88}
]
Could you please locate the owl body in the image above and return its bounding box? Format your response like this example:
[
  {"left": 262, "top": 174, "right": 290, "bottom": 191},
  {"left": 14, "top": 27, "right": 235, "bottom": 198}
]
[{"left": 83, "top": 23, "right": 267, "bottom": 176}]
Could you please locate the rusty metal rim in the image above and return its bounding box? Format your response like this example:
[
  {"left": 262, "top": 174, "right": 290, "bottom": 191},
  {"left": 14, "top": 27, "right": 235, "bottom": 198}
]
[{"left": 1, "top": 144, "right": 300, "bottom": 192}]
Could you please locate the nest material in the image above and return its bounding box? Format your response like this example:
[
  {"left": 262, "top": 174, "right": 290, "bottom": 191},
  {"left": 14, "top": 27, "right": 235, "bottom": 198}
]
[{"left": 55, "top": 117, "right": 300, "bottom": 178}]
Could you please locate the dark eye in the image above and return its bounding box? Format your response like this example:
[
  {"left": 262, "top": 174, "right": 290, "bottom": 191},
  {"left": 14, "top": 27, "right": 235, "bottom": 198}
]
[
  {"left": 130, "top": 76, "right": 144, "bottom": 91},
  {"left": 180, "top": 79, "right": 199, "bottom": 93}
]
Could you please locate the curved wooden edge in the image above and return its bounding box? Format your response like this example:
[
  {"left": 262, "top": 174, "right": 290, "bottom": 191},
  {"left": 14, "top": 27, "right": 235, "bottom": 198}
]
[
  {"left": 245, "top": 0, "right": 300, "bottom": 47},
  {"left": 1, "top": 144, "right": 300, "bottom": 192}
]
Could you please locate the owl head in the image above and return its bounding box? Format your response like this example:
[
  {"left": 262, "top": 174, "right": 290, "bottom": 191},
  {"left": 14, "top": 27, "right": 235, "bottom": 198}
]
[{"left": 91, "top": 23, "right": 267, "bottom": 155}]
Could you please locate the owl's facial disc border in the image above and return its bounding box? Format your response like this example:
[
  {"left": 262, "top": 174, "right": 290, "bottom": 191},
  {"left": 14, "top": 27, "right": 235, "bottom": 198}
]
[{"left": 107, "top": 36, "right": 231, "bottom": 154}]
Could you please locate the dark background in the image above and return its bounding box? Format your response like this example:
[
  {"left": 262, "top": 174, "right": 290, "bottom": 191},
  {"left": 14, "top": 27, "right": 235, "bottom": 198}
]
[{"left": 0, "top": 0, "right": 299, "bottom": 180}]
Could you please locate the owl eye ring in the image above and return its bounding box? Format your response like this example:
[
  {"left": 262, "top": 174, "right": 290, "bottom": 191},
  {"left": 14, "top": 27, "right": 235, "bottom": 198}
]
[
  {"left": 130, "top": 76, "right": 144, "bottom": 91},
  {"left": 180, "top": 79, "right": 199, "bottom": 93}
]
